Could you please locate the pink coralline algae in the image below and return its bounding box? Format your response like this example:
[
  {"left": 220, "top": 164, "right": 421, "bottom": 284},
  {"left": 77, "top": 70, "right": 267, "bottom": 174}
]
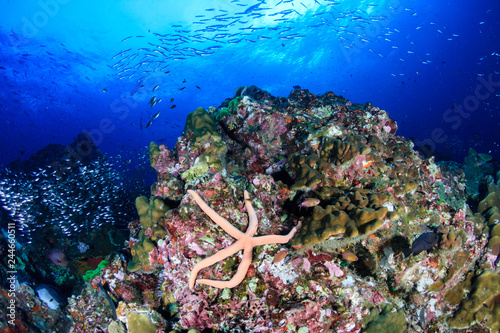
[{"left": 74, "top": 87, "right": 499, "bottom": 333}]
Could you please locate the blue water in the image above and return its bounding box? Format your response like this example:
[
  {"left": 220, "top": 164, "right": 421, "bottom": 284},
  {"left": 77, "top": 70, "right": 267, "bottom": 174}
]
[{"left": 1, "top": 0, "right": 499, "bottom": 165}]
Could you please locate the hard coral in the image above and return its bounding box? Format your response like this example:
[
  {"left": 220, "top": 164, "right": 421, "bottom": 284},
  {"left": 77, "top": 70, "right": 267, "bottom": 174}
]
[
  {"left": 87, "top": 87, "right": 499, "bottom": 332},
  {"left": 292, "top": 189, "right": 395, "bottom": 248}
]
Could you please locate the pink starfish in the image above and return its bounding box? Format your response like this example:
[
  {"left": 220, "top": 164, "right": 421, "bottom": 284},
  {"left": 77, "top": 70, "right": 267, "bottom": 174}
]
[{"left": 188, "top": 190, "right": 301, "bottom": 289}]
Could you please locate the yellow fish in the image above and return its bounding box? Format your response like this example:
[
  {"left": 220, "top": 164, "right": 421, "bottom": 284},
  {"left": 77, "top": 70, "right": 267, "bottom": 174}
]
[{"left": 341, "top": 251, "right": 358, "bottom": 262}]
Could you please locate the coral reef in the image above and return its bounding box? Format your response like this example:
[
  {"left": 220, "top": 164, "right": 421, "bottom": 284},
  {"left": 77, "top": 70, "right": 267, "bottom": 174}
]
[
  {"left": 121, "top": 87, "right": 493, "bottom": 331},
  {"left": 38, "top": 87, "right": 498, "bottom": 332},
  {"left": 445, "top": 171, "right": 500, "bottom": 332},
  {"left": 291, "top": 189, "right": 395, "bottom": 248},
  {"left": 127, "top": 195, "right": 169, "bottom": 272}
]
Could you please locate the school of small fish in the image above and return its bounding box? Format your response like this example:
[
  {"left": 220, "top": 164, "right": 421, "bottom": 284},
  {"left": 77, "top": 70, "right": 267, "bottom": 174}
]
[
  {"left": 0, "top": 159, "right": 132, "bottom": 244},
  {"left": 110, "top": 0, "right": 472, "bottom": 128}
]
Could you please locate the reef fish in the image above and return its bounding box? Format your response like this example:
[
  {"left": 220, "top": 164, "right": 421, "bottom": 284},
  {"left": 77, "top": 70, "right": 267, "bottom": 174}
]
[
  {"left": 47, "top": 248, "right": 68, "bottom": 267},
  {"left": 341, "top": 251, "right": 358, "bottom": 262},
  {"left": 299, "top": 198, "right": 320, "bottom": 208},
  {"left": 36, "top": 284, "right": 66, "bottom": 310},
  {"left": 404, "top": 232, "right": 439, "bottom": 257},
  {"left": 273, "top": 250, "right": 289, "bottom": 264}
]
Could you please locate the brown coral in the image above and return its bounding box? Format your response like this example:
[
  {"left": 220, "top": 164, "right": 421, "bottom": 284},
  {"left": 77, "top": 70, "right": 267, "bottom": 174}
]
[
  {"left": 437, "top": 226, "right": 463, "bottom": 251},
  {"left": 291, "top": 189, "right": 395, "bottom": 247},
  {"left": 287, "top": 153, "right": 332, "bottom": 190}
]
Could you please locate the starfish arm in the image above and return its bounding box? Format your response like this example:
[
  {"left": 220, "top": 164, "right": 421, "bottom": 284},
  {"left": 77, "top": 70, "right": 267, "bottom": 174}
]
[
  {"left": 189, "top": 240, "right": 243, "bottom": 289},
  {"left": 196, "top": 243, "right": 253, "bottom": 289},
  {"left": 251, "top": 223, "right": 301, "bottom": 246},
  {"left": 188, "top": 190, "right": 244, "bottom": 239},
  {"left": 244, "top": 190, "right": 258, "bottom": 236}
]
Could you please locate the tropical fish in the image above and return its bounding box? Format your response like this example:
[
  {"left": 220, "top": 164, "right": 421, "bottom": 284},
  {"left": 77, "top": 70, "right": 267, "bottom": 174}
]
[
  {"left": 149, "top": 96, "right": 156, "bottom": 107},
  {"left": 47, "top": 248, "right": 68, "bottom": 267},
  {"left": 403, "top": 232, "right": 439, "bottom": 257},
  {"left": 299, "top": 198, "right": 320, "bottom": 208},
  {"left": 273, "top": 250, "right": 288, "bottom": 263},
  {"left": 362, "top": 160, "right": 374, "bottom": 168},
  {"left": 36, "top": 285, "right": 65, "bottom": 310},
  {"left": 152, "top": 85, "right": 159, "bottom": 92},
  {"left": 341, "top": 251, "right": 358, "bottom": 262}
]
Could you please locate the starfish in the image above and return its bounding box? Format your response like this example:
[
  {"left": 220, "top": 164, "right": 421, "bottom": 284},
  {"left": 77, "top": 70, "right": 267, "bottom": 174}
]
[{"left": 187, "top": 190, "right": 301, "bottom": 289}]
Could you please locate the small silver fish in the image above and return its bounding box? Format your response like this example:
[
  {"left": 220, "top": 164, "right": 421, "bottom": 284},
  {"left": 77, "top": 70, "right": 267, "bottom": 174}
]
[{"left": 149, "top": 96, "right": 156, "bottom": 106}]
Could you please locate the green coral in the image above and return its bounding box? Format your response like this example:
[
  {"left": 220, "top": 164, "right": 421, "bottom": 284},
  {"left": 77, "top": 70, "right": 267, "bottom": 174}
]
[
  {"left": 135, "top": 196, "right": 169, "bottom": 240},
  {"left": 182, "top": 107, "right": 228, "bottom": 182},
  {"left": 128, "top": 196, "right": 169, "bottom": 272},
  {"left": 181, "top": 160, "right": 209, "bottom": 183},
  {"left": 83, "top": 260, "right": 109, "bottom": 283},
  {"left": 148, "top": 141, "right": 161, "bottom": 167},
  {"left": 128, "top": 237, "right": 156, "bottom": 272},
  {"left": 215, "top": 96, "right": 242, "bottom": 121},
  {"left": 228, "top": 96, "right": 242, "bottom": 112},
  {"left": 215, "top": 107, "right": 231, "bottom": 121},
  {"left": 362, "top": 303, "right": 406, "bottom": 333},
  {"left": 126, "top": 309, "right": 160, "bottom": 333}
]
